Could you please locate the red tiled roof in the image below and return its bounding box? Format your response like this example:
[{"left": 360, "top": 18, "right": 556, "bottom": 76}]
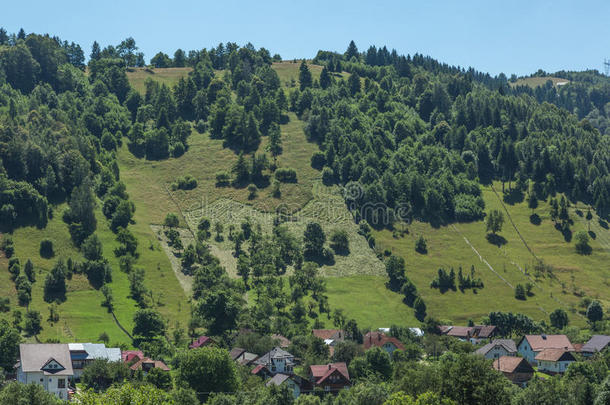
[
  {"left": 493, "top": 356, "right": 533, "bottom": 374},
  {"left": 446, "top": 326, "right": 473, "bottom": 338},
  {"left": 251, "top": 364, "right": 266, "bottom": 375},
  {"left": 535, "top": 349, "right": 576, "bottom": 362},
  {"left": 189, "top": 335, "right": 214, "bottom": 349},
  {"left": 121, "top": 350, "right": 144, "bottom": 363},
  {"left": 523, "top": 335, "right": 574, "bottom": 352},
  {"left": 363, "top": 331, "right": 405, "bottom": 351},
  {"left": 310, "top": 362, "right": 349, "bottom": 384},
  {"left": 312, "top": 329, "right": 344, "bottom": 340}
]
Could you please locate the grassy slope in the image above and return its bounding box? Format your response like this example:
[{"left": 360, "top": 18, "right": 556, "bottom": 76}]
[
  {"left": 126, "top": 67, "right": 193, "bottom": 94},
  {"left": 510, "top": 76, "right": 569, "bottom": 88},
  {"left": 374, "top": 184, "right": 610, "bottom": 326}
]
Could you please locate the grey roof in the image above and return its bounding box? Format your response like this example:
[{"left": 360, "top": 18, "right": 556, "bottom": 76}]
[
  {"left": 266, "top": 373, "right": 291, "bottom": 387},
  {"left": 581, "top": 335, "right": 610, "bottom": 354},
  {"left": 475, "top": 339, "right": 517, "bottom": 356},
  {"left": 254, "top": 347, "right": 294, "bottom": 366},
  {"left": 82, "top": 343, "right": 121, "bottom": 362},
  {"left": 19, "top": 344, "right": 74, "bottom": 376}
]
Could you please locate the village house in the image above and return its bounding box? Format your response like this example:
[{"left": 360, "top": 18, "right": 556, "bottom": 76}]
[
  {"left": 253, "top": 347, "right": 295, "bottom": 375},
  {"left": 475, "top": 339, "right": 517, "bottom": 359},
  {"left": 535, "top": 349, "right": 576, "bottom": 374},
  {"left": 271, "top": 334, "right": 291, "bottom": 348},
  {"left": 69, "top": 343, "right": 121, "bottom": 380},
  {"left": 517, "top": 334, "right": 574, "bottom": 365},
  {"left": 122, "top": 350, "right": 144, "bottom": 363},
  {"left": 308, "top": 362, "right": 351, "bottom": 393},
  {"left": 127, "top": 355, "right": 170, "bottom": 374},
  {"left": 493, "top": 356, "right": 535, "bottom": 387},
  {"left": 313, "top": 329, "right": 345, "bottom": 356},
  {"left": 363, "top": 331, "right": 404, "bottom": 355},
  {"left": 580, "top": 335, "right": 610, "bottom": 358},
  {"left": 229, "top": 347, "right": 258, "bottom": 366},
  {"left": 16, "top": 344, "right": 74, "bottom": 400},
  {"left": 265, "top": 373, "right": 303, "bottom": 398},
  {"left": 189, "top": 335, "right": 215, "bottom": 349},
  {"left": 441, "top": 325, "right": 497, "bottom": 344}
]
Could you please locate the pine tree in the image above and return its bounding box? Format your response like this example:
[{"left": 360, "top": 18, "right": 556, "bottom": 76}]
[
  {"left": 345, "top": 40, "right": 359, "bottom": 60},
  {"left": 232, "top": 153, "right": 250, "bottom": 185},
  {"left": 320, "top": 66, "right": 331, "bottom": 89},
  {"left": 298, "top": 60, "right": 312, "bottom": 91},
  {"left": 90, "top": 41, "right": 101, "bottom": 61}
]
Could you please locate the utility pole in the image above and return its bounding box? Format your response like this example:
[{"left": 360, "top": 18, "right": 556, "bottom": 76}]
[{"left": 605, "top": 59, "right": 610, "bottom": 76}]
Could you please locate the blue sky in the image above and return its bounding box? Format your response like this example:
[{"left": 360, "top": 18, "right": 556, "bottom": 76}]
[{"left": 3, "top": 0, "right": 609, "bottom": 76}]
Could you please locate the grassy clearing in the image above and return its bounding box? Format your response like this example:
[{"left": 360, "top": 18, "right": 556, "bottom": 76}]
[
  {"left": 373, "top": 183, "right": 610, "bottom": 326},
  {"left": 325, "top": 276, "right": 419, "bottom": 329},
  {"left": 272, "top": 61, "right": 348, "bottom": 87},
  {"left": 181, "top": 181, "right": 384, "bottom": 278},
  {"left": 0, "top": 200, "right": 190, "bottom": 344},
  {"left": 510, "top": 76, "right": 569, "bottom": 88},
  {"left": 126, "top": 67, "right": 193, "bottom": 94}
]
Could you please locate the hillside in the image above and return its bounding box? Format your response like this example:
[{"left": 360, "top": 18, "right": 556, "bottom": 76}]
[{"left": 509, "top": 76, "right": 569, "bottom": 88}]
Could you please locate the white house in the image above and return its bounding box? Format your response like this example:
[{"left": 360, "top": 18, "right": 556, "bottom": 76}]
[
  {"left": 253, "top": 347, "right": 295, "bottom": 375},
  {"left": 535, "top": 349, "right": 576, "bottom": 374},
  {"left": 16, "top": 344, "right": 74, "bottom": 400}
]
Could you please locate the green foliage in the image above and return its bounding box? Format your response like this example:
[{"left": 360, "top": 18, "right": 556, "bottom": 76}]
[
  {"left": 0, "top": 381, "right": 65, "bottom": 405},
  {"left": 0, "top": 320, "right": 21, "bottom": 372},
  {"left": 39, "top": 239, "right": 54, "bottom": 258},
  {"left": 24, "top": 310, "right": 42, "bottom": 336},
  {"left": 550, "top": 308, "right": 569, "bottom": 329},
  {"left": 330, "top": 229, "right": 350, "bottom": 254},
  {"left": 586, "top": 300, "right": 604, "bottom": 323},
  {"left": 133, "top": 309, "right": 166, "bottom": 339},
  {"left": 574, "top": 231, "right": 591, "bottom": 255},
  {"left": 43, "top": 259, "right": 67, "bottom": 303},
  {"left": 176, "top": 347, "right": 239, "bottom": 402},
  {"left": 485, "top": 209, "right": 504, "bottom": 234},
  {"left": 82, "top": 359, "right": 130, "bottom": 392}
]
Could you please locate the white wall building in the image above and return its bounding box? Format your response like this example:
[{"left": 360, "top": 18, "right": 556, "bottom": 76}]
[{"left": 16, "top": 344, "right": 74, "bottom": 400}]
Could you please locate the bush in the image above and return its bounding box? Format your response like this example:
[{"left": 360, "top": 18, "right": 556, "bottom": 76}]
[
  {"left": 415, "top": 235, "right": 427, "bottom": 254},
  {"left": 311, "top": 152, "right": 326, "bottom": 169},
  {"left": 39, "top": 239, "right": 54, "bottom": 258},
  {"left": 171, "top": 142, "right": 186, "bottom": 157},
  {"left": 171, "top": 175, "right": 198, "bottom": 191},
  {"left": 322, "top": 167, "right": 334, "bottom": 185},
  {"left": 195, "top": 120, "right": 207, "bottom": 133},
  {"left": 574, "top": 231, "right": 591, "bottom": 255},
  {"left": 330, "top": 229, "right": 349, "bottom": 254},
  {"left": 1, "top": 236, "right": 15, "bottom": 258},
  {"left": 247, "top": 184, "right": 258, "bottom": 200},
  {"left": 274, "top": 168, "right": 297, "bottom": 183},
  {"left": 215, "top": 171, "right": 230, "bottom": 187},
  {"left": 454, "top": 194, "right": 485, "bottom": 221},
  {"left": 515, "top": 284, "right": 526, "bottom": 300}
]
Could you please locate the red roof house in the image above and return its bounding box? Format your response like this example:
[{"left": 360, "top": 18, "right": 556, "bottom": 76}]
[
  {"left": 363, "top": 331, "right": 404, "bottom": 355},
  {"left": 128, "top": 356, "right": 170, "bottom": 373},
  {"left": 309, "top": 362, "right": 350, "bottom": 393},
  {"left": 189, "top": 335, "right": 215, "bottom": 349},
  {"left": 121, "top": 350, "right": 144, "bottom": 363}
]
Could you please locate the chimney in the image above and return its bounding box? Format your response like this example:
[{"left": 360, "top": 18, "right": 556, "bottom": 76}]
[
  {"left": 328, "top": 364, "right": 331, "bottom": 370},
  {"left": 542, "top": 334, "right": 547, "bottom": 340},
  {"left": 378, "top": 333, "right": 382, "bottom": 342}
]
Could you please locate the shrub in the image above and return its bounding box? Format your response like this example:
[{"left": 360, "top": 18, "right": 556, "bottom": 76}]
[
  {"left": 330, "top": 229, "right": 349, "bottom": 254},
  {"left": 322, "top": 167, "right": 334, "bottom": 185},
  {"left": 311, "top": 152, "right": 326, "bottom": 169},
  {"left": 247, "top": 184, "right": 258, "bottom": 200},
  {"left": 172, "top": 175, "right": 198, "bottom": 191},
  {"left": 1, "top": 236, "right": 15, "bottom": 258},
  {"left": 39, "top": 239, "right": 54, "bottom": 258},
  {"left": 454, "top": 194, "right": 485, "bottom": 221},
  {"left": 171, "top": 142, "right": 185, "bottom": 157},
  {"left": 274, "top": 168, "right": 297, "bottom": 183},
  {"left": 574, "top": 231, "right": 591, "bottom": 255},
  {"left": 415, "top": 235, "right": 427, "bottom": 254},
  {"left": 515, "top": 284, "right": 526, "bottom": 300},
  {"left": 195, "top": 120, "right": 207, "bottom": 133},
  {"left": 215, "top": 171, "right": 230, "bottom": 187}
]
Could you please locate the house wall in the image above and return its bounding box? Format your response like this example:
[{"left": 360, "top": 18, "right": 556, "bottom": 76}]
[
  {"left": 483, "top": 346, "right": 512, "bottom": 360},
  {"left": 517, "top": 340, "right": 537, "bottom": 364},
  {"left": 270, "top": 357, "right": 293, "bottom": 374},
  {"left": 381, "top": 343, "right": 397, "bottom": 355},
  {"left": 538, "top": 360, "right": 572, "bottom": 374},
  {"left": 17, "top": 368, "right": 70, "bottom": 400}
]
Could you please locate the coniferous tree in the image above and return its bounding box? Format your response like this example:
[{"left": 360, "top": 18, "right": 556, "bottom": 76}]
[{"left": 298, "top": 60, "right": 312, "bottom": 91}]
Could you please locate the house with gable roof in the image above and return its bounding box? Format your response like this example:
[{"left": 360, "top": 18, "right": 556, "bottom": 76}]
[
  {"left": 535, "top": 349, "right": 576, "bottom": 374},
  {"left": 16, "top": 344, "right": 74, "bottom": 400},
  {"left": 253, "top": 347, "right": 295, "bottom": 375},
  {"left": 475, "top": 339, "right": 517, "bottom": 360},
  {"left": 363, "top": 331, "right": 404, "bottom": 355},
  {"left": 493, "top": 356, "right": 534, "bottom": 387},
  {"left": 581, "top": 335, "right": 610, "bottom": 358},
  {"left": 69, "top": 343, "right": 121, "bottom": 380},
  {"left": 517, "top": 334, "right": 574, "bottom": 365},
  {"left": 308, "top": 362, "right": 351, "bottom": 393}
]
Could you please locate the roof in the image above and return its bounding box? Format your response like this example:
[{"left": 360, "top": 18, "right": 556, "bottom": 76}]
[
  {"left": 475, "top": 339, "right": 517, "bottom": 356},
  {"left": 409, "top": 328, "right": 424, "bottom": 337},
  {"left": 189, "top": 335, "right": 214, "bottom": 349},
  {"left": 271, "top": 334, "right": 291, "bottom": 348},
  {"left": 229, "top": 348, "right": 246, "bottom": 361},
  {"left": 129, "top": 357, "right": 170, "bottom": 371},
  {"left": 535, "top": 349, "right": 576, "bottom": 362},
  {"left": 266, "top": 373, "right": 292, "bottom": 387},
  {"left": 254, "top": 347, "right": 294, "bottom": 366},
  {"left": 251, "top": 364, "right": 268, "bottom": 375},
  {"left": 493, "top": 356, "right": 534, "bottom": 374},
  {"left": 19, "top": 344, "right": 74, "bottom": 376},
  {"left": 122, "top": 350, "right": 144, "bottom": 363},
  {"left": 82, "top": 343, "right": 121, "bottom": 362},
  {"left": 363, "top": 331, "right": 405, "bottom": 351},
  {"left": 239, "top": 352, "right": 258, "bottom": 366},
  {"left": 522, "top": 335, "right": 574, "bottom": 352},
  {"left": 446, "top": 326, "right": 473, "bottom": 338},
  {"left": 310, "top": 362, "right": 350, "bottom": 384},
  {"left": 472, "top": 325, "right": 497, "bottom": 338},
  {"left": 312, "top": 329, "right": 344, "bottom": 340},
  {"left": 581, "top": 335, "right": 610, "bottom": 354}
]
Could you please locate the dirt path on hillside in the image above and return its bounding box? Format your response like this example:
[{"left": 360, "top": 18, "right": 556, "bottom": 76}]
[{"left": 150, "top": 225, "right": 193, "bottom": 294}]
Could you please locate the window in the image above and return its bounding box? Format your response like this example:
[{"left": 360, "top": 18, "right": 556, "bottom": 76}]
[{"left": 58, "top": 378, "right": 65, "bottom": 389}]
